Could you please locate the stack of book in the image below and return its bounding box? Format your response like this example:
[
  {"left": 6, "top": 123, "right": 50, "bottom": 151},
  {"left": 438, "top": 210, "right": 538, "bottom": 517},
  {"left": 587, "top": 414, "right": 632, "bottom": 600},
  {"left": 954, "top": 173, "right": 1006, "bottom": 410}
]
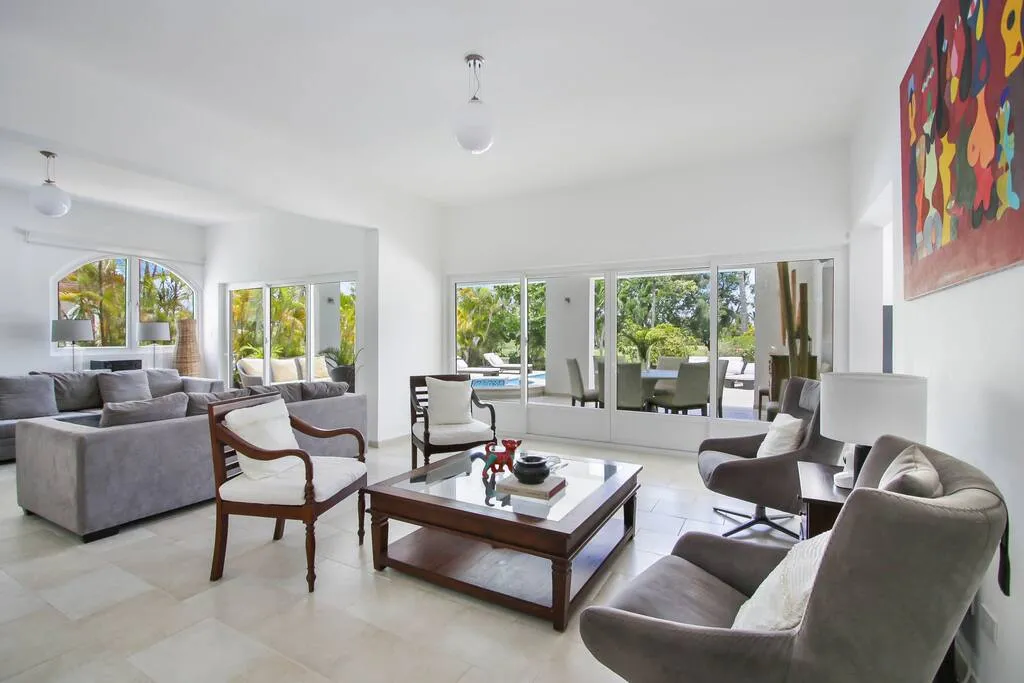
[{"left": 495, "top": 474, "right": 566, "bottom": 500}]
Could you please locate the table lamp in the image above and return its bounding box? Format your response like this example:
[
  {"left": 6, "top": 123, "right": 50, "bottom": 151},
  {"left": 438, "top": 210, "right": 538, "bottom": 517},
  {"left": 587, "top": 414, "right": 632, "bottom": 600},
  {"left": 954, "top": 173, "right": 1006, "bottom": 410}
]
[
  {"left": 820, "top": 372, "right": 927, "bottom": 489},
  {"left": 139, "top": 321, "right": 171, "bottom": 368},
  {"left": 51, "top": 319, "right": 94, "bottom": 371}
]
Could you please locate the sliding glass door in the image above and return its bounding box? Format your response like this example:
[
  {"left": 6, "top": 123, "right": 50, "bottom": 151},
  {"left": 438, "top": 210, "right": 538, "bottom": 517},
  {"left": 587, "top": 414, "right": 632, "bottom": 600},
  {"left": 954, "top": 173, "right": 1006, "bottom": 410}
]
[
  {"left": 227, "top": 276, "right": 357, "bottom": 389},
  {"left": 229, "top": 287, "right": 265, "bottom": 388},
  {"left": 449, "top": 254, "right": 838, "bottom": 450}
]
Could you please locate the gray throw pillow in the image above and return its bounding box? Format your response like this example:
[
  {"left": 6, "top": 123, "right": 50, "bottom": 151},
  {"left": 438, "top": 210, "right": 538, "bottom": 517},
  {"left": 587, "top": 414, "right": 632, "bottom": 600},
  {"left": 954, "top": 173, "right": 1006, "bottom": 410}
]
[
  {"left": 0, "top": 376, "right": 59, "bottom": 419},
  {"left": 186, "top": 388, "right": 249, "bottom": 416},
  {"left": 250, "top": 382, "right": 303, "bottom": 403},
  {"left": 878, "top": 445, "right": 944, "bottom": 498},
  {"left": 145, "top": 368, "right": 184, "bottom": 398},
  {"left": 97, "top": 370, "right": 153, "bottom": 404},
  {"left": 99, "top": 392, "right": 189, "bottom": 427},
  {"left": 300, "top": 381, "right": 349, "bottom": 401},
  {"left": 29, "top": 370, "right": 108, "bottom": 411}
]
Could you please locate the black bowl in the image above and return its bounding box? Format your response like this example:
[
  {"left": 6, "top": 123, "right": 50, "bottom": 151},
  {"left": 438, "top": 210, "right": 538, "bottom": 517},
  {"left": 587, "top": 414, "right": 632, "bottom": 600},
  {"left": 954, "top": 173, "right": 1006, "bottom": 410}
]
[{"left": 513, "top": 455, "right": 550, "bottom": 484}]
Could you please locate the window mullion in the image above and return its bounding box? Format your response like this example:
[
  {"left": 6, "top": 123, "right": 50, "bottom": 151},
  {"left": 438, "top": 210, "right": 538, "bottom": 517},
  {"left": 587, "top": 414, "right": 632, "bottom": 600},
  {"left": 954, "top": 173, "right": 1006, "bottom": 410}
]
[{"left": 128, "top": 255, "right": 138, "bottom": 350}]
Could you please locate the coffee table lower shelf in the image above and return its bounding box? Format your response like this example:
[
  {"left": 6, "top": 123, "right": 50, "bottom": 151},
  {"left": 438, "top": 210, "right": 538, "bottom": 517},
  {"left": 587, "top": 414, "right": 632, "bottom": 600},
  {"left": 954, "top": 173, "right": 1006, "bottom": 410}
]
[{"left": 377, "top": 519, "right": 632, "bottom": 631}]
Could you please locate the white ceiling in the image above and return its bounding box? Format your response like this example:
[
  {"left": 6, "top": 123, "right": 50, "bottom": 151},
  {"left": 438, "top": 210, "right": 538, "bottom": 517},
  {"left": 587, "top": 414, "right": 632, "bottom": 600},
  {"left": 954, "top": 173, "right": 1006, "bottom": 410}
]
[{"left": 0, "top": 0, "right": 907, "bottom": 209}]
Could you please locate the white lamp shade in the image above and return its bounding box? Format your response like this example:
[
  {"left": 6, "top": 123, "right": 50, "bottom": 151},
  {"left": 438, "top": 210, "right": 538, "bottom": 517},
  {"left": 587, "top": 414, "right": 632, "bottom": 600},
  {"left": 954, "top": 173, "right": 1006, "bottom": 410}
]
[
  {"left": 138, "top": 321, "right": 172, "bottom": 342},
  {"left": 454, "top": 99, "right": 494, "bottom": 154},
  {"left": 820, "top": 372, "right": 928, "bottom": 445},
  {"left": 51, "top": 319, "right": 94, "bottom": 343},
  {"left": 30, "top": 182, "right": 72, "bottom": 218}
]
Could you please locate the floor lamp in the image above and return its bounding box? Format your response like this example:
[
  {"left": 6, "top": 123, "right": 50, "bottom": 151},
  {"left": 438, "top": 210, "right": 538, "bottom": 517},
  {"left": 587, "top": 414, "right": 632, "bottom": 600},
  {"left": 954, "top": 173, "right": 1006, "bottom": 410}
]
[
  {"left": 51, "top": 320, "right": 94, "bottom": 371},
  {"left": 139, "top": 322, "right": 171, "bottom": 368},
  {"left": 820, "top": 372, "right": 928, "bottom": 489}
]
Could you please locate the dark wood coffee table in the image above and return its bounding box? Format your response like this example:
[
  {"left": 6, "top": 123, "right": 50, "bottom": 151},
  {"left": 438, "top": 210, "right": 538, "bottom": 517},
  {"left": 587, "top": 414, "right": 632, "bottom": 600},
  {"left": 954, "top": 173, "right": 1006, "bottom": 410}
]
[{"left": 365, "top": 448, "right": 641, "bottom": 631}]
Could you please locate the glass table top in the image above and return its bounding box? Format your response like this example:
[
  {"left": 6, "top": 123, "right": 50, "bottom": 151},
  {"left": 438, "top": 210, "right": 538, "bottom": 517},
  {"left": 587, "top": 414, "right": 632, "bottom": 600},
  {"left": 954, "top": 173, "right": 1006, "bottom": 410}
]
[{"left": 393, "top": 451, "right": 629, "bottom": 522}]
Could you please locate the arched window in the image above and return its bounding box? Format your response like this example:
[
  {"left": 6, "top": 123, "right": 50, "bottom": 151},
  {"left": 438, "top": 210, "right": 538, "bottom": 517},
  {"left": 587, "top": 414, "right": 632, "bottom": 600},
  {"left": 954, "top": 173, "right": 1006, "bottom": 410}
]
[{"left": 56, "top": 256, "right": 196, "bottom": 349}]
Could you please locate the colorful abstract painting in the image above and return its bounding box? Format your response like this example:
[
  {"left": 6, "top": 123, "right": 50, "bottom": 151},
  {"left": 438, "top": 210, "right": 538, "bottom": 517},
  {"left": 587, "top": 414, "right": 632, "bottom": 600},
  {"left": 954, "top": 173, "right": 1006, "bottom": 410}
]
[{"left": 901, "top": 0, "right": 1024, "bottom": 298}]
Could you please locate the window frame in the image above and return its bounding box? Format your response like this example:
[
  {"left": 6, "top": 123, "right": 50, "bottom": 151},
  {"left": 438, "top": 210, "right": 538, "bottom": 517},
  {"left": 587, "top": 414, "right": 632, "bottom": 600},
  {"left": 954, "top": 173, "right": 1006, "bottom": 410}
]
[{"left": 51, "top": 254, "right": 200, "bottom": 357}]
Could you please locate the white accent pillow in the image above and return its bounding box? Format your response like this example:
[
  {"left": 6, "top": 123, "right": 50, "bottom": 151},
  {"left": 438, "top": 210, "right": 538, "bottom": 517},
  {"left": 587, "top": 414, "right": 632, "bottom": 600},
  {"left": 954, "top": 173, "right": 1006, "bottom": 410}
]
[
  {"left": 756, "top": 413, "right": 805, "bottom": 457},
  {"left": 270, "top": 358, "right": 299, "bottom": 382},
  {"left": 732, "top": 530, "right": 831, "bottom": 631},
  {"left": 223, "top": 398, "right": 303, "bottom": 480},
  {"left": 426, "top": 377, "right": 473, "bottom": 425}
]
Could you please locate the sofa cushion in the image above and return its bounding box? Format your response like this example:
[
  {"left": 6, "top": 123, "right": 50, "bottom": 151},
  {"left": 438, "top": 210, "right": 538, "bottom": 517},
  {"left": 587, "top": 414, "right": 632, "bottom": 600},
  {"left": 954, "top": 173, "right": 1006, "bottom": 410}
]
[
  {"left": 270, "top": 358, "right": 299, "bottom": 382},
  {"left": 186, "top": 388, "right": 249, "bottom": 417},
  {"left": 879, "top": 445, "right": 944, "bottom": 498},
  {"left": 426, "top": 377, "right": 473, "bottom": 425},
  {"left": 98, "top": 370, "right": 153, "bottom": 403},
  {"left": 732, "top": 530, "right": 832, "bottom": 631},
  {"left": 99, "top": 392, "right": 189, "bottom": 427},
  {"left": 0, "top": 419, "right": 18, "bottom": 439},
  {"left": 28, "top": 370, "right": 108, "bottom": 411},
  {"left": 756, "top": 413, "right": 805, "bottom": 458},
  {"left": 223, "top": 397, "right": 302, "bottom": 479},
  {"left": 412, "top": 419, "right": 492, "bottom": 446},
  {"left": 299, "top": 381, "right": 348, "bottom": 401},
  {"left": 218, "top": 455, "right": 366, "bottom": 505},
  {"left": 607, "top": 555, "right": 747, "bottom": 628},
  {"left": 0, "top": 376, "right": 59, "bottom": 419},
  {"left": 145, "top": 368, "right": 184, "bottom": 397},
  {"left": 250, "top": 382, "right": 303, "bottom": 403}
]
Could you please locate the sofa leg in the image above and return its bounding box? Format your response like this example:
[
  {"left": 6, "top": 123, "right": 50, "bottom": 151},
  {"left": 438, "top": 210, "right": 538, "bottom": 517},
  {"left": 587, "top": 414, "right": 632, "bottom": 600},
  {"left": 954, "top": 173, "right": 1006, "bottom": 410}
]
[
  {"left": 273, "top": 518, "right": 285, "bottom": 541},
  {"left": 357, "top": 490, "right": 366, "bottom": 546},
  {"left": 22, "top": 508, "right": 34, "bottom": 516},
  {"left": 81, "top": 527, "right": 119, "bottom": 543},
  {"left": 211, "top": 513, "right": 229, "bottom": 581}
]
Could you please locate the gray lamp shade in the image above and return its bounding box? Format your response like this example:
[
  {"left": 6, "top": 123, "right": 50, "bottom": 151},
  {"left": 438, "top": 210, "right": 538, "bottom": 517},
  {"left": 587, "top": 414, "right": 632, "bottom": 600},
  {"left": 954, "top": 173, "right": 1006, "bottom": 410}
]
[
  {"left": 820, "top": 372, "right": 928, "bottom": 445},
  {"left": 51, "top": 319, "right": 94, "bottom": 343},
  {"left": 138, "top": 321, "right": 172, "bottom": 342}
]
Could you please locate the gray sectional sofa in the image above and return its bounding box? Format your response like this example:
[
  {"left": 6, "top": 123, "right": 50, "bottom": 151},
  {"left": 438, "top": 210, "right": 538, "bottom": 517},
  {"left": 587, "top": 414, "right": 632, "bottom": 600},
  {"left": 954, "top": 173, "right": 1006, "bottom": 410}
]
[
  {"left": 0, "top": 369, "right": 222, "bottom": 462},
  {"left": 6, "top": 370, "right": 366, "bottom": 541}
]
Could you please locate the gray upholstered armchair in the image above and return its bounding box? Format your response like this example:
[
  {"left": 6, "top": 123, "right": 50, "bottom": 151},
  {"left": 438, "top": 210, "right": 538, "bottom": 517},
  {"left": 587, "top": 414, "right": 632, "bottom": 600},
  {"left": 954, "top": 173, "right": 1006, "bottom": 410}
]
[
  {"left": 697, "top": 376, "right": 842, "bottom": 537},
  {"left": 580, "top": 436, "right": 1009, "bottom": 683}
]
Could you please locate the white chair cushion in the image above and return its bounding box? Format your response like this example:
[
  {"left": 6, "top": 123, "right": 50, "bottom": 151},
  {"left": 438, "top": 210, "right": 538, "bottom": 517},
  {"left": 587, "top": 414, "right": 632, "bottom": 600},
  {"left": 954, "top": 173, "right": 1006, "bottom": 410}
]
[
  {"left": 219, "top": 456, "right": 366, "bottom": 506},
  {"left": 223, "top": 398, "right": 301, "bottom": 479},
  {"left": 756, "top": 413, "right": 805, "bottom": 458},
  {"left": 732, "top": 530, "right": 832, "bottom": 631},
  {"left": 425, "top": 377, "right": 473, "bottom": 425},
  {"left": 412, "top": 419, "right": 492, "bottom": 445}
]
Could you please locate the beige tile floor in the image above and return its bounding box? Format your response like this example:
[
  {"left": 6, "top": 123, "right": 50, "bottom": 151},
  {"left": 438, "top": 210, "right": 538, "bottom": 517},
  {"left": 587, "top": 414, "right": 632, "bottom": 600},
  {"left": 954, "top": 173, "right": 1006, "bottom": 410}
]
[{"left": 0, "top": 438, "right": 797, "bottom": 682}]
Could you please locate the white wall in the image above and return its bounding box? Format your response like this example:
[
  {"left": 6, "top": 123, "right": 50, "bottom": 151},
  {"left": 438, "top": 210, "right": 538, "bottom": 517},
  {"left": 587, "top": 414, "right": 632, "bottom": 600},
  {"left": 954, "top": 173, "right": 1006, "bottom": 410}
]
[
  {"left": 442, "top": 141, "right": 850, "bottom": 273},
  {"left": 203, "top": 208, "right": 444, "bottom": 444},
  {"left": 542, "top": 276, "right": 594, "bottom": 396},
  {"left": 849, "top": 1, "right": 1023, "bottom": 680},
  {"left": 0, "top": 185, "right": 204, "bottom": 375}
]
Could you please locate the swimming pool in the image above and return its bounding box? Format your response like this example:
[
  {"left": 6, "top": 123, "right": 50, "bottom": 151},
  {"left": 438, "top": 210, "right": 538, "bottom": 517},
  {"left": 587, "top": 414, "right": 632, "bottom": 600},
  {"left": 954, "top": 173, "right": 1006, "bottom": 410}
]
[{"left": 471, "top": 372, "right": 546, "bottom": 389}]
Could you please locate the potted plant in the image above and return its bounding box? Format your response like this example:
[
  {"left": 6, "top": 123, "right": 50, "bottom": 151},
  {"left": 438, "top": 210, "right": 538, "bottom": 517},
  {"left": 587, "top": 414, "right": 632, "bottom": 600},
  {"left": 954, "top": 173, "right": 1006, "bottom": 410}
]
[{"left": 319, "top": 346, "right": 362, "bottom": 390}]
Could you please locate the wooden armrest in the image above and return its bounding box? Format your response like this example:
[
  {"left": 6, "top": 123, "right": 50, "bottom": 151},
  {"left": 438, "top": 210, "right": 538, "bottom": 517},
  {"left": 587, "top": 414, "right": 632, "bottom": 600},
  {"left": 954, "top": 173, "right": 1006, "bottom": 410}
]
[
  {"left": 471, "top": 391, "right": 496, "bottom": 428},
  {"left": 289, "top": 416, "right": 367, "bottom": 462}
]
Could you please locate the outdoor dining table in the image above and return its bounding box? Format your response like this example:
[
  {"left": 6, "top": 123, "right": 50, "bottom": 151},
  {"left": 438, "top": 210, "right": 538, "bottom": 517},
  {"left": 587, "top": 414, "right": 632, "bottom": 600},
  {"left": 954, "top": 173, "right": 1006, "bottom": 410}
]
[{"left": 640, "top": 368, "right": 676, "bottom": 398}]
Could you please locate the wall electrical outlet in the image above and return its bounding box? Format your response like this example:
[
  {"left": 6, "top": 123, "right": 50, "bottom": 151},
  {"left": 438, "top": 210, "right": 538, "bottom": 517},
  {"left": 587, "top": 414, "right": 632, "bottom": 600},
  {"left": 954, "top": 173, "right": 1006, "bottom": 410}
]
[{"left": 978, "top": 603, "right": 998, "bottom": 644}]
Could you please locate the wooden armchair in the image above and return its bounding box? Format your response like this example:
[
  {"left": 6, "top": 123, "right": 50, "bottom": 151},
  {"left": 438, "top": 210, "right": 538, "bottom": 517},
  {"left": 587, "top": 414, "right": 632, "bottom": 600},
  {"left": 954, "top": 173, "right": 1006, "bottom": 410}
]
[
  {"left": 409, "top": 374, "right": 496, "bottom": 469},
  {"left": 207, "top": 394, "right": 367, "bottom": 592}
]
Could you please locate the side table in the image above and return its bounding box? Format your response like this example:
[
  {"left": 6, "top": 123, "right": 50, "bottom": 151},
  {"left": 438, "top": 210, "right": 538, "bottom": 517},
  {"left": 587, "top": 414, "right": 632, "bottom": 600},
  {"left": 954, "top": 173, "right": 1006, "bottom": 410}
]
[{"left": 797, "top": 461, "right": 849, "bottom": 539}]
